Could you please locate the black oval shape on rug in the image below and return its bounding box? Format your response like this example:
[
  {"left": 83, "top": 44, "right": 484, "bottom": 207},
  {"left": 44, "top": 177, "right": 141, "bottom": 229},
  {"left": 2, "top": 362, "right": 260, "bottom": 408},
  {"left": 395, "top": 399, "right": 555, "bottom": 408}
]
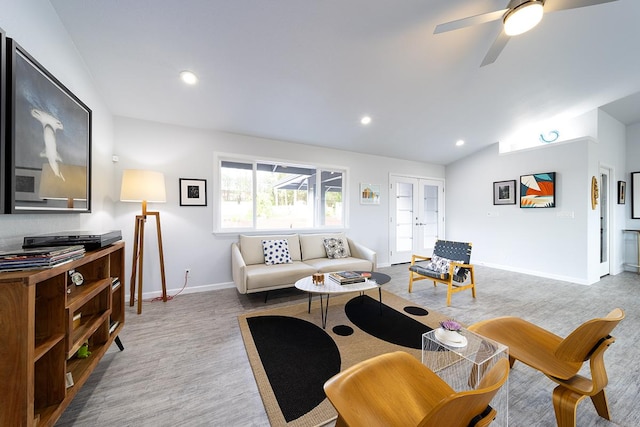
[
  {"left": 332, "top": 324, "right": 354, "bottom": 336},
  {"left": 404, "top": 306, "right": 429, "bottom": 316},
  {"left": 345, "top": 295, "right": 432, "bottom": 349},
  {"left": 246, "top": 315, "right": 341, "bottom": 422}
]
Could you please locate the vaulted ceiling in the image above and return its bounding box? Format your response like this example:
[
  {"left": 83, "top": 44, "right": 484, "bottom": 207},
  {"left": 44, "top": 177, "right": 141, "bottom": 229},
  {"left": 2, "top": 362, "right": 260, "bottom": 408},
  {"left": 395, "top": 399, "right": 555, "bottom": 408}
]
[{"left": 50, "top": 0, "right": 640, "bottom": 164}]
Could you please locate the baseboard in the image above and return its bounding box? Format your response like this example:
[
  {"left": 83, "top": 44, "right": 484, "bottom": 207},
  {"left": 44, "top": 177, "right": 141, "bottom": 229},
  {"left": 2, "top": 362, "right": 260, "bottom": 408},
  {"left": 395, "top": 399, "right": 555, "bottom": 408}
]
[
  {"left": 474, "top": 261, "right": 591, "bottom": 286},
  {"left": 124, "top": 281, "right": 236, "bottom": 303}
]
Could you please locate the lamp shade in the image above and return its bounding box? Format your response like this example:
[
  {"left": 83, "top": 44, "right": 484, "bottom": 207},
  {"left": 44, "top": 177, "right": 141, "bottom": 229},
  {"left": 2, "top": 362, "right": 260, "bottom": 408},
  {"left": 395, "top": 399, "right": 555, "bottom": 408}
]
[
  {"left": 120, "top": 169, "right": 166, "bottom": 203},
  {"left": 504, "top": 1, "right": 544, "bottom": 36}
]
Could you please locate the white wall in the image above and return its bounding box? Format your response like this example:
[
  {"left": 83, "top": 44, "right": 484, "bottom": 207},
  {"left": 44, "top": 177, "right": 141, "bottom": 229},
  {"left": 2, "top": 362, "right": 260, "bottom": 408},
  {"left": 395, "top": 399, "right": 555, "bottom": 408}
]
[
  {"left": 112, "top": 116, "right": 444, "bottom": 296},
  {"left": 446, "top": 110, "right": 628, "bottom": 285},
  {"left": 446, "top": 140, "right": 591, "bottom": 283},
  {"left": 0, "top": 0, "right": 116, "bottom": 248},
  {"left": 624, "top": 122, "right": 640, "bottom": 269},
  {"left": 596, "top": 110, "right": 627, "bottom": 276}
]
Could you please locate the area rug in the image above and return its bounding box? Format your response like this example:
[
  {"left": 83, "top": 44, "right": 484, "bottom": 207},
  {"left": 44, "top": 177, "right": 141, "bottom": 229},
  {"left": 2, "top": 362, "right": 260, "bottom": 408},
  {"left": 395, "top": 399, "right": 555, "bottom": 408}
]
[{"left": 238, "top": 289, "right": 451, "bottom": 427}]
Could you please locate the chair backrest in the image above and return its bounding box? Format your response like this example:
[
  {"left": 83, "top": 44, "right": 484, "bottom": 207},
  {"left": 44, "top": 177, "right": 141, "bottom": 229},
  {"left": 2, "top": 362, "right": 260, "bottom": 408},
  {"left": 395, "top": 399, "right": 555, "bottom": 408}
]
[
  {"left": 433, "top": 240, "right": 472, "bottom": 264},
  {"left": 418, "top": 358, "right": 510, "bottom": 427},
  {"left": 555, "top": 308, "right": 625, "bottom": 364}
]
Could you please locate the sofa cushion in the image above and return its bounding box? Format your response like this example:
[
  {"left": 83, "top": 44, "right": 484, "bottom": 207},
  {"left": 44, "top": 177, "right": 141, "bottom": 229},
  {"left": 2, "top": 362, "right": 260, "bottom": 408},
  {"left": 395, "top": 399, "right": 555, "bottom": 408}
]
[
  {"left": 300, "top": 233, "right": 350, "bottom": 261},
  {"left": 245, "top": 261, "right": 316, "bottom": 290},
  {"left": 240, "top": 234, "right": 301, "bottom": 265},
  {"left": 262, "top": 239, "right": 293, "bottom": 265},
  {"left": 304, "top": 256, "right": 373, "bottom": 273},
  {"left": 323, "top": 237, "right": 349, "bottom": 259}
]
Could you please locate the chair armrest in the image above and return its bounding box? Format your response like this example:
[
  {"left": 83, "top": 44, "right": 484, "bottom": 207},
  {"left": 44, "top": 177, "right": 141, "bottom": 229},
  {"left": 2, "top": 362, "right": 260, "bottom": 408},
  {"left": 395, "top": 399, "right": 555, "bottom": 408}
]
[
  {"left": 231, "top": 242, "right": 247, "bottom": 293},
  {"left": 347, "top": 238, "right": 377, "bottom": 271},
  {"left": 410, "top": 254, "right": 431, "bottom": 265},
  {"left": 450, "top": 261, "right": 473, "bottom": 269}
]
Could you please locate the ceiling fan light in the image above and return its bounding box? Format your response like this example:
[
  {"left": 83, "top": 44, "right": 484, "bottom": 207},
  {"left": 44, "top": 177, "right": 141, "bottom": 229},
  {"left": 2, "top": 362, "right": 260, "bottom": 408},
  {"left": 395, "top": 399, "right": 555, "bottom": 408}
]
[{"left": 504, "top": 1, "right": 544, "bottom": 36}]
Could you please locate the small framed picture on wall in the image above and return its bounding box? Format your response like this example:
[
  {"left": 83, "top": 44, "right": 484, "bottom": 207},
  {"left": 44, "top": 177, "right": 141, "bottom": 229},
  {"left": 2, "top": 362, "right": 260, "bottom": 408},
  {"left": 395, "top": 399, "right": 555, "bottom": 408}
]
[
  {"left": 618, "top": 181, "right": 626, "bottom": 204},
  {"left": 493, "top": 180, "right": 516, "bottom": 205},
  {"left": 179, "top": 178, "right": 207, "bottom": 206}
]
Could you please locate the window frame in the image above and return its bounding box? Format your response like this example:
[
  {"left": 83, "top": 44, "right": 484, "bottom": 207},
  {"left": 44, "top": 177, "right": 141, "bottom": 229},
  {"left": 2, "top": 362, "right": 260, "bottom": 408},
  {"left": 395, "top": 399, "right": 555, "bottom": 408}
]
[{"left": 213, "top": 153, "right": 349, "bottom": 234}]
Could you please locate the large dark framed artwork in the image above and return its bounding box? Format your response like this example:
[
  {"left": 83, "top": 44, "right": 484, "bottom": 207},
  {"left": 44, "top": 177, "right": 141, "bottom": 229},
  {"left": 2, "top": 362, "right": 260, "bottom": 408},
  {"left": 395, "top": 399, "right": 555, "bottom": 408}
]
[
  {"left": 520, "top": 172, "right": 556, "bottom": 208},
  {"left": 6, "top": 39, "right": 91, "bottom": 213},
  {"left": 493, "top": 180, "right": 516, "bottom": 205},
  {"left": 632, "top": 172, "right": 640, "bottom": 219},
  {"left": 0, "top": 27, "right": 6, "bottom": 214}
]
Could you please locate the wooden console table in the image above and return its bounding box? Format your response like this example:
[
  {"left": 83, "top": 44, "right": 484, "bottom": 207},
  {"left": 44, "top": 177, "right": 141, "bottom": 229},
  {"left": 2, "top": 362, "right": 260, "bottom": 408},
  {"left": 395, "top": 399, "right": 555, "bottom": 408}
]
[{"left": 0, "top": 242, "right": 125, "bottom": 426}]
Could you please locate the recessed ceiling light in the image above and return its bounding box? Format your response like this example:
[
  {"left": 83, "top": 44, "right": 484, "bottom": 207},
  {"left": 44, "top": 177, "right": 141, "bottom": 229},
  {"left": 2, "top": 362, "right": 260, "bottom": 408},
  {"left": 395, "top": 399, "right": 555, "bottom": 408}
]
[
  {"left": 180, "top": 70, "right": 198, "bottom": 85},
  {"left": 456, "top": 139, "right": 465, "bottom": 146},
  {"left": 360, "top": 116, "right": 372, "bottom": 125}
]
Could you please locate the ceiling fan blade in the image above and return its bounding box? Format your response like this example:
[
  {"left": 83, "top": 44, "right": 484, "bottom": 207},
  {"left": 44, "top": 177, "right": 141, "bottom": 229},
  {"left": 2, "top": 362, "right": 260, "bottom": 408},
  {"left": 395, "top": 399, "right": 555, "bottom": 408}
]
[
  {"left": 480, "top": 29, "right": 511, "bottom": 67},
  {"left": 543, "top": 0, "right": 618, "bottom": 13},
  {"left": 434, "top": 8, "right": 508, "bottom": 34}
]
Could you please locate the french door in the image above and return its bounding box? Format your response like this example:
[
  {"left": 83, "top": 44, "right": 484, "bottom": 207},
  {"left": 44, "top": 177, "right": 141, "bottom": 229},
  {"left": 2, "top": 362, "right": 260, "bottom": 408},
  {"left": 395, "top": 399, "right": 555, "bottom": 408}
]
[
  {"left": 600, "top": 167, "right": 611, "bottom": 277},
  {"left": 389, "top": 175, "right": 444, "bottom": 264}
]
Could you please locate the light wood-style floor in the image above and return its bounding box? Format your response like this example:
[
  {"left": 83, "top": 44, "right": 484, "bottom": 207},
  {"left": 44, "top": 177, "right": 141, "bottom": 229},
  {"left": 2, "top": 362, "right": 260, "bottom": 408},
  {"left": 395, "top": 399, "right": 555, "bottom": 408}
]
[{"left": 56, "top": 265, "right": 640, "bottom": 426}]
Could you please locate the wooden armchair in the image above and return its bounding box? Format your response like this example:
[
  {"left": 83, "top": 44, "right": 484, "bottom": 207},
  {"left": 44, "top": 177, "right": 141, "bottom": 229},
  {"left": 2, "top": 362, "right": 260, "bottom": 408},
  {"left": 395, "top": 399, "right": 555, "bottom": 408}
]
[
  {"left": 468, "top": 308, "right": 625, "bottom": 427},
  {"left": 408, "top": 240, "right": 476, "bottom": 306},
  {"left": 323, "top": 351, "right": 509, "bottom": 427}
]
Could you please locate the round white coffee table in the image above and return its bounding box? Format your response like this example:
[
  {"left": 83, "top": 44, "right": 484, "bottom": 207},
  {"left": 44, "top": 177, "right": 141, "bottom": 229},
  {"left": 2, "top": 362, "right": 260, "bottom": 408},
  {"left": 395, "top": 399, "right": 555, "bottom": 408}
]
[{"left": 295, "top": 273, "right": 386, "bottom": 329}]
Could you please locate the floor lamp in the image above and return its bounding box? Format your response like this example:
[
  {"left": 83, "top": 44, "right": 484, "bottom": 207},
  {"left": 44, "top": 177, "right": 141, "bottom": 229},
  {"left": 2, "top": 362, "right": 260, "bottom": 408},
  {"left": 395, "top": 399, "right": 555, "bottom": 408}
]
[{"left": 120, "top": 169, "right": 168, "bottom": 314}]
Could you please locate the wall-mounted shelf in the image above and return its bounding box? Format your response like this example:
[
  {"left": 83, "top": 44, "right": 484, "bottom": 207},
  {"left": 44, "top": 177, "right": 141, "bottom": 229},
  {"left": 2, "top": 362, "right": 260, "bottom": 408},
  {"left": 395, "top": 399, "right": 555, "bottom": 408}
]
[{"left": 0, "top": 241, "right": 125, "bottom": 427}]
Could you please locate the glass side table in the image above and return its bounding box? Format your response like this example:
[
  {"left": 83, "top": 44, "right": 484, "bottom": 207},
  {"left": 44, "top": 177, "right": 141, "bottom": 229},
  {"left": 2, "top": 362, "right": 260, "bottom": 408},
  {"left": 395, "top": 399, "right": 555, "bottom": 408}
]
[{"left": 422, "top": 328, "right": 509, "bottom": 426}]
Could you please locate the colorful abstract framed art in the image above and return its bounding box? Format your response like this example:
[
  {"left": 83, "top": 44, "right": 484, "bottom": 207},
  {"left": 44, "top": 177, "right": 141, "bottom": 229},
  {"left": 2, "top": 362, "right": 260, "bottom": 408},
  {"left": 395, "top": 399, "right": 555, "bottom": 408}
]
[{"left": 520, "top": 172, "right": 555, "bottom": 208}]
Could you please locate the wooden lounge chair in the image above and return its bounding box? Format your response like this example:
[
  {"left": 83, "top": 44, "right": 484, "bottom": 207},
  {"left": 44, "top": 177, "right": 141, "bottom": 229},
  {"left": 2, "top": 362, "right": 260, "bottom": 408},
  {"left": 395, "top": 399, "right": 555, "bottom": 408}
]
[
  {"left": 469, "top": 308, "right": 625, "bottom": 427},
  {"left": 324, "top": 351, "right": 509, "bottom": 427}
]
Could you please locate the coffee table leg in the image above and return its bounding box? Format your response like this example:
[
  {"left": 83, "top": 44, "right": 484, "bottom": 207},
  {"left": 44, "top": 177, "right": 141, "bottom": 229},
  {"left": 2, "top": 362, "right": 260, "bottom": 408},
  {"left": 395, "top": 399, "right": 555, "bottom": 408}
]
[
  {"left": 378, "top": 287, "right": 383, "bottom": 315},
  {"left": 320, "top": 294, "right": 330, "bottom": 329},
  {"left": 307, "top": 292, "right": 312, "bottom": 313}
]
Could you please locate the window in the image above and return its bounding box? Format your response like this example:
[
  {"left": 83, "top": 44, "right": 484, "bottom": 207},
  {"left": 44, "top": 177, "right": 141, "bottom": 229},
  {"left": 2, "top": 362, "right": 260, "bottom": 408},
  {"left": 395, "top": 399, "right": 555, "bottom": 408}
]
[{"left": 219, "top": 159, "right": 345, "bottom": 231}]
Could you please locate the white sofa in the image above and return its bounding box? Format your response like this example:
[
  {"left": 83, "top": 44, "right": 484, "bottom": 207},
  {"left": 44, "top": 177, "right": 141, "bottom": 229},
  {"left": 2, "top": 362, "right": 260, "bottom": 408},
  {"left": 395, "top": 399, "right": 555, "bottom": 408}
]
[{"left": 231, "top": 233, "right": 377, "bottom": 294}]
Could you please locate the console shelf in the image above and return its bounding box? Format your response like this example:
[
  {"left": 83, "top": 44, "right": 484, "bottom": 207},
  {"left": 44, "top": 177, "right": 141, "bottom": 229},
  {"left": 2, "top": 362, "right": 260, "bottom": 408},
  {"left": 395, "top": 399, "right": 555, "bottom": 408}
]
[{"left": 0, "top": 241, "right": 125, "bottom": 427}]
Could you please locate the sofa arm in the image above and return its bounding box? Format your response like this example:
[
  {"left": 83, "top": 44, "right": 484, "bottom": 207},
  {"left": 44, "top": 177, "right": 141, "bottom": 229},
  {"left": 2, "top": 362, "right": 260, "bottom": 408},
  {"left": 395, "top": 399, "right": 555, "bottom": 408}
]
[
  {"left": 231, "top": 242, "right": 248, "bottom": 293},
  {"left": 347, "top": 238, "right": 377, "bottom": 271}
]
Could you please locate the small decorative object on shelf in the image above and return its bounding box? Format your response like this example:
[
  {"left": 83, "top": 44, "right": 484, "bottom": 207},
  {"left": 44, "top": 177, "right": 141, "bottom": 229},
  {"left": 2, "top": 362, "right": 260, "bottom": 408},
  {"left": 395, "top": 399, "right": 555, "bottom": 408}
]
[
  {"left": 69, "top": 270, "right": 84, "bottom": 286},
  {"left": 76, "top": 342, "right": 91, "bottom": 359},
  {"left": 312, "top": 273, "right": 324, "bottom": 285}
]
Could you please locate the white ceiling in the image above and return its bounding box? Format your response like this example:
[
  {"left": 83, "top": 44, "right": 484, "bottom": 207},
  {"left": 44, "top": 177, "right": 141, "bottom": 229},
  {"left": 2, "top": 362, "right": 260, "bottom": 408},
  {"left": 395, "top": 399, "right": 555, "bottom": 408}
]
[{"left": 50, "top": 0, "right": 640, "bottom": 165}]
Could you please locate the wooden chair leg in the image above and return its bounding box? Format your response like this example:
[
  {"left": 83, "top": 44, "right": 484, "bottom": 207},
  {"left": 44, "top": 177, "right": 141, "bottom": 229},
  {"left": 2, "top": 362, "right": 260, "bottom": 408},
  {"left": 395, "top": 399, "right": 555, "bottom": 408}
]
[
  {"left": 552, "top": 385, "right": 586, "bottom": 427},
  {"left": 590, "top": 389, "right": 611, "bottom": 420},
  {"left": 446, "top": 285, "right": 452, "bottom": 306},
  {"left": 408, "top": 273, "right": 414, "bottom": 292},
  {"left": 470, "top": 268, "right": 477, "bottom": 298}
]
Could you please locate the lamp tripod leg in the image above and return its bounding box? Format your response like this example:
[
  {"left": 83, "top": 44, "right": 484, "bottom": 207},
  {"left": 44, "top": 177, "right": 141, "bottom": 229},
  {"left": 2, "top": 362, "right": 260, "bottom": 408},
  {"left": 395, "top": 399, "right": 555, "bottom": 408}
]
[
  {"left": 129, "top": 216, "right": 142, "bottom": 307},
  {"left": 154, "top": 212, "right": 168, "bottom": 302},
  {"left": 137, "top": 218, "right": 145, "bottom": 315}
]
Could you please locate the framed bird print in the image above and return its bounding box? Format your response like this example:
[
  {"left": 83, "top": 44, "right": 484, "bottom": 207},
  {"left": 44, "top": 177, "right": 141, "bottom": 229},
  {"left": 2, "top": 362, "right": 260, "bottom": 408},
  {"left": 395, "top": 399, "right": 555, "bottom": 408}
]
[{"left": 6, "top": 38, "right": 92, "bottom": 213}]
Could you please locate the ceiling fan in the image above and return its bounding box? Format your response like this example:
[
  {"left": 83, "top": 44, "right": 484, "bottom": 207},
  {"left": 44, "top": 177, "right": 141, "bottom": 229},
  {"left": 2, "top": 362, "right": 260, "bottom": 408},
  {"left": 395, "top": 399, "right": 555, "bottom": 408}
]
[{"left": 434, "top": 0, "right": 618, "bottom": 67}]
